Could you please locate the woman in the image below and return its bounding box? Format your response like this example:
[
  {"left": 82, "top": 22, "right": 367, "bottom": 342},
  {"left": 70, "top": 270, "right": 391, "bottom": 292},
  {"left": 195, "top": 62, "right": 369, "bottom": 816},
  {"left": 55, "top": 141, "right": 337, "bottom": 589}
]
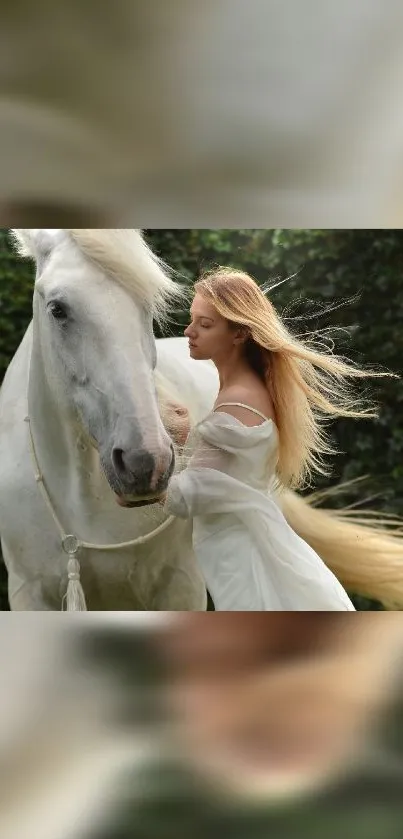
[{"left": 161, "top": 268, "right": 398, "bottom": 611}]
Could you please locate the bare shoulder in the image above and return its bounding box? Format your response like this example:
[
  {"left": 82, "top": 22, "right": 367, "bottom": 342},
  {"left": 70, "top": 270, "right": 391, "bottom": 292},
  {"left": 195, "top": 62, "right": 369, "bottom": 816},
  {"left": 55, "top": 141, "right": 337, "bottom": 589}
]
[{"left": 214, "top": 383, "right": 276, "bottom": 427}]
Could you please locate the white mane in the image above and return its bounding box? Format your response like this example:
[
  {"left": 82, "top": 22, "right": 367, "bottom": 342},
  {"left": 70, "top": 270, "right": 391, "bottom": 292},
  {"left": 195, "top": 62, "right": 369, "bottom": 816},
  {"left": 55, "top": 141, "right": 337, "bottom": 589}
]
[
  {"left": 11, "top": 228, "right": 188, "bottom": 327},
  {"left": 69, "top": 229, "right": 187, "bottom": 326}
]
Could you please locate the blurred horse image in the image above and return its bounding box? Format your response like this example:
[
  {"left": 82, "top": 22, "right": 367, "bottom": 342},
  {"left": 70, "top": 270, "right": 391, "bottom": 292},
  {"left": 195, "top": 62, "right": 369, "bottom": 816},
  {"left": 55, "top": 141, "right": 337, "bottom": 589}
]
[{"left": 2, "top": 2, "right": 403, "bottom": 226}]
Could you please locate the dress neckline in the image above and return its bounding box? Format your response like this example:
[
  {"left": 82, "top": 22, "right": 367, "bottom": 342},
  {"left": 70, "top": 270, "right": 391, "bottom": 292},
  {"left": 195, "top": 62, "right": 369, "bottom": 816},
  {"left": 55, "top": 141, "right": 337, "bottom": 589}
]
[
  {"left": 213, "top": 401, "right": 275, "bottom": 427},
  {"left": 205, "top": 408, "right": 277, "bottom": 434}
]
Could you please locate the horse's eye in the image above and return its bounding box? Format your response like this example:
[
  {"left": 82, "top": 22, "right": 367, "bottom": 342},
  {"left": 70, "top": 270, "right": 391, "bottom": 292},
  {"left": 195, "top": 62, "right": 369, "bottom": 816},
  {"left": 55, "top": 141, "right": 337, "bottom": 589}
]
[{"left": 48, "top": 301, "right": 68, "bottom": 321}]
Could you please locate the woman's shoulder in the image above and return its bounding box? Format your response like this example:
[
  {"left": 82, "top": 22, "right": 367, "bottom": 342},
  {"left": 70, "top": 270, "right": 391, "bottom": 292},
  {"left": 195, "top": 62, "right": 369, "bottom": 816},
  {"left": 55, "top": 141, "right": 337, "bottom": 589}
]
[{"left": 213, "top": 383, "right": 276, "bottom": 427}]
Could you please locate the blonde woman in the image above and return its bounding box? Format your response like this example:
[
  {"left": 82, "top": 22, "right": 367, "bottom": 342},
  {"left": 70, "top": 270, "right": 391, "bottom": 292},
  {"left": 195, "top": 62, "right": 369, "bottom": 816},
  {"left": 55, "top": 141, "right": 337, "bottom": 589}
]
[{"left": 162, "top": 268, "right": 400, "bottom": 611}]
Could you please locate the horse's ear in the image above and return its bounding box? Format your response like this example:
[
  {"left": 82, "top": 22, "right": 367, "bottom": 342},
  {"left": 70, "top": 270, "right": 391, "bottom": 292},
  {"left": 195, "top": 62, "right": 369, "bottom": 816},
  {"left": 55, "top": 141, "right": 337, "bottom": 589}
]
[{"left": 10, "top": 229, "right": 63, "bottom": 262}]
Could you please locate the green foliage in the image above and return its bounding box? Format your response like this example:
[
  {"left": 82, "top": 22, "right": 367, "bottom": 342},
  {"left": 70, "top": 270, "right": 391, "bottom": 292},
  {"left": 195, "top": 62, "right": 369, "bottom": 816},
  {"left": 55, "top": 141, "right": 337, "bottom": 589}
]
[
  {"left": 0, "top": 229, "right": 35, "bottom": 383},
  {"left": 1, "top": 229, "right": 402, "bottom": 611}
]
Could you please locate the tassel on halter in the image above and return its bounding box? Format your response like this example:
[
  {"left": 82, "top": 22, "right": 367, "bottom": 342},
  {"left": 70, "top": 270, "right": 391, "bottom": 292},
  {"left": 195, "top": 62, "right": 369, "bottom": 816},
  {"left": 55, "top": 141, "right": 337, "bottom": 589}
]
[
  {"left": 61, "top": 535, "right": 87, "bottom": 611},
  {"left": 63, "top": 555, "right": 87, "bottom": 611}
]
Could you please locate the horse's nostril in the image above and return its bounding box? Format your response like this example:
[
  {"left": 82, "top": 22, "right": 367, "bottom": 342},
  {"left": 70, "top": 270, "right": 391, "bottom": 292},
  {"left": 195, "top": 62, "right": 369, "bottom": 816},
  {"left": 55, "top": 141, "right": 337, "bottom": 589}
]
[
  {"left": 111, "top": 444, "right": 174, "bottom": 493},
  {"left": 112, "top": 447, "right": 125, "bottom": 476},
  {"left": 112, "top": 446, "right": 156, "bottom": 485}
]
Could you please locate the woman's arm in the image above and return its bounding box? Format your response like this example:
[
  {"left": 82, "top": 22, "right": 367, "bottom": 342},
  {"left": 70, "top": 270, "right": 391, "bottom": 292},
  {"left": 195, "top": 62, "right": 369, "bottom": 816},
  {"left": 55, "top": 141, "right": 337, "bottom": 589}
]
[{"left": 161, "top": 425, "right": 232, "bottom": 518}]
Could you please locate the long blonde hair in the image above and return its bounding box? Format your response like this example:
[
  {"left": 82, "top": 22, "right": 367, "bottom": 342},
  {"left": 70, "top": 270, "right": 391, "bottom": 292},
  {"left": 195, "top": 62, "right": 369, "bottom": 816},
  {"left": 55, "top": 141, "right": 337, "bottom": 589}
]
[{"left": 195, "top": 268, "right": 397, "bottom": 490}]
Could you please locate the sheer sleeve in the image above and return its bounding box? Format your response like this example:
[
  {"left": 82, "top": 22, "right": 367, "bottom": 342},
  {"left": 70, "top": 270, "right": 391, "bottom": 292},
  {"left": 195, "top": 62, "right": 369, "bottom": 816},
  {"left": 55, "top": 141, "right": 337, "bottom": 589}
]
[
  {"left": 163, "top": 411, "right": 277, "bottom": 519},
  {"left": 163, "top": 420, "right": 233, "bottom": 519}
]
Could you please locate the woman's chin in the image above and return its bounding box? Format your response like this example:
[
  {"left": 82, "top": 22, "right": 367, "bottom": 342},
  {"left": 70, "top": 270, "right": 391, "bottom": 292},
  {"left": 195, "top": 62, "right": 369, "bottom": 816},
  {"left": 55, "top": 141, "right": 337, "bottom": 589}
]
[{"left": 188, "top": 345, "right": 206, "bottom": 359}]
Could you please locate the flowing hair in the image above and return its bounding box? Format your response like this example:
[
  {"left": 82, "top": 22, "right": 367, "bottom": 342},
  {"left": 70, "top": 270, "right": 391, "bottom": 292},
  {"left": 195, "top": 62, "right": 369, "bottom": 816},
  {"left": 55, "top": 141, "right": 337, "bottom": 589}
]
[{"left": 194, "top": 267, "right": 397, "bottom": 491}]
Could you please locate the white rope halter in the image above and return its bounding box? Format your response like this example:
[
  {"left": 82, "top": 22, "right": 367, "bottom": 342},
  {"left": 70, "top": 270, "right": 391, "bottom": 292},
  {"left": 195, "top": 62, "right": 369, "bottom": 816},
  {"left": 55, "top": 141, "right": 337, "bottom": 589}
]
[{"left": 24, "top": 416, "right": 175, "bottom": 610}]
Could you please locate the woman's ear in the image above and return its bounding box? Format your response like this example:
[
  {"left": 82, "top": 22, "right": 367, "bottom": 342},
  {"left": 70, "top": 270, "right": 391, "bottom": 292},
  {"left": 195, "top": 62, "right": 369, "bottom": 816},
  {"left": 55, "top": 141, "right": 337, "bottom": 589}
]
[{"left": 234, "top": 326, "right": 250, "bottom": 345}]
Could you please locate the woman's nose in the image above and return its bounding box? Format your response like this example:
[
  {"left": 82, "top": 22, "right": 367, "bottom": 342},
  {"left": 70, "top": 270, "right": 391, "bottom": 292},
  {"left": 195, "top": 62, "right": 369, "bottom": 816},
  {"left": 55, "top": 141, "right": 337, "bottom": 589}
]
[{"left": 184, "top": 324, "right": 193, "bottom": 337}]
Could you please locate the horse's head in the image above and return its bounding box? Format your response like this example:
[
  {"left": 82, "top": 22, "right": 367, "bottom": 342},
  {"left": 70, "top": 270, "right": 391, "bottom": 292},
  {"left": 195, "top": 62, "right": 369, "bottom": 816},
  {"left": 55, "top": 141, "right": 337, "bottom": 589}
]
[{"left": 12, "top": 228, "right": 182, "bottom": 507}]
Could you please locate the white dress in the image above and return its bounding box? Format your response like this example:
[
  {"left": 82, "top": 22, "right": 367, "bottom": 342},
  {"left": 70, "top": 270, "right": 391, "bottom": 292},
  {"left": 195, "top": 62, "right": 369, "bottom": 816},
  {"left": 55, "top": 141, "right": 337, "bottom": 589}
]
[{"left": 164, "top": 402, "right": 355, "bottom": 611}]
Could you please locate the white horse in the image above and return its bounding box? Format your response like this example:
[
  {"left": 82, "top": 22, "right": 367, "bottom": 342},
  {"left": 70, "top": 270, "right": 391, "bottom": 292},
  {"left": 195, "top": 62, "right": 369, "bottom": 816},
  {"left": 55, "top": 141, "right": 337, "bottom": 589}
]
[{"left": 0, "top": 229, "right": 219, "bottom": 610}]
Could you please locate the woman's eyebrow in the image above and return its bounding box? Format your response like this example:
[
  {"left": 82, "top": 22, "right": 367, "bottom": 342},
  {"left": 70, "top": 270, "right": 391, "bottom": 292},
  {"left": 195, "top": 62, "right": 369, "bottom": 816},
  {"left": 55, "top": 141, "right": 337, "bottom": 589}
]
[{"left": 190, "top": 313, "right": 214, "bottom": 321}]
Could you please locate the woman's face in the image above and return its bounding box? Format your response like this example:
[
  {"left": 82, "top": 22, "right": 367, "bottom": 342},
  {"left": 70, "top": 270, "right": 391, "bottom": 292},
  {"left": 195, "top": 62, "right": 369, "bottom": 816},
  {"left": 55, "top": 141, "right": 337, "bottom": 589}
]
[{"left": 184, "top": 292, "right": 240, "bottom": 361}]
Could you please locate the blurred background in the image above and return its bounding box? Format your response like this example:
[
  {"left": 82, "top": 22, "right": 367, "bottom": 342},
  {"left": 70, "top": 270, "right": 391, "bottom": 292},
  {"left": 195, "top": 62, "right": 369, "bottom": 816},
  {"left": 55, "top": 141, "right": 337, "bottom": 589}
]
[
  {"left": 1, "top": 613, "right": 403, "bottom": 839},
  {"left": 2, "top": 1, "right": 403, "bottom": 226},
  {"left": 0, "top": 228, "right": 402, "bottom": 610}
]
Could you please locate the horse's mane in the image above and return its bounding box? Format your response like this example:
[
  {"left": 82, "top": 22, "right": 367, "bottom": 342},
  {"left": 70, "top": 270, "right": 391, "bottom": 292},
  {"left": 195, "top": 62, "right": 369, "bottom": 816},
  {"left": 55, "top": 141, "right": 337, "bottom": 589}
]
[{"left": 68, "top": 229, "right": 187, "bottom": 327}]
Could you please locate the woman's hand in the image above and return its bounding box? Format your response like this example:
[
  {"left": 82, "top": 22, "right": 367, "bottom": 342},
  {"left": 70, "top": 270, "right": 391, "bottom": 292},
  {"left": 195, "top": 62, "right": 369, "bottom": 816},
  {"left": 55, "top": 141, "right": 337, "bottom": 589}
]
[{"left": 164, "top": 402, "right": 191, "bottom": 448}]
